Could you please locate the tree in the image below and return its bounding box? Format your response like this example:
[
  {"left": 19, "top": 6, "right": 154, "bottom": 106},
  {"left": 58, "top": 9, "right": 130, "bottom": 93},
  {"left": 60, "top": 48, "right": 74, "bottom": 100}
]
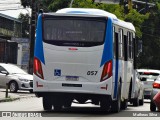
[
  {"left": 32, "top": 0, "right": 160, "bottom": 69},
  {"left": 21, "top": 0, "right": 31, "bottom": 8},
  {"left": 138, "top": 2, "right": 160, "bottom": 69},
  {"left": 18, "top": 13, "right": 30, "bottom": 38},
  {"left": 124, "top": 9, "right": 149, "bottom": 38},
  {"left": 47, "top": 0, "right": 71, "bottom": 12}
]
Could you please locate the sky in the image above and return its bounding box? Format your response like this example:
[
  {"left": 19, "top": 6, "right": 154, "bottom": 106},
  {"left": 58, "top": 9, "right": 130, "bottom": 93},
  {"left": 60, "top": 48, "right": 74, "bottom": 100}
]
[{"left": 0, "top": 0, "right": 31, "bottom": 18}]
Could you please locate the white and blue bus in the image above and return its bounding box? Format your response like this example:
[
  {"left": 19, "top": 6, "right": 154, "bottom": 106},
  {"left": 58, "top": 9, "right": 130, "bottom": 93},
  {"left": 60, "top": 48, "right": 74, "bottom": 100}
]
[{"left": 33, "top": 8, "right": 137, "bottom": 112}]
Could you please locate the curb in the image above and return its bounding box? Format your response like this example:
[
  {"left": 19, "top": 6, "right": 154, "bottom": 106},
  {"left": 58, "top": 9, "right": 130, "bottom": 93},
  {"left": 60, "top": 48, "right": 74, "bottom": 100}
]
[{"left": 0, "top": 97, "right": 20, "bottom": 103}]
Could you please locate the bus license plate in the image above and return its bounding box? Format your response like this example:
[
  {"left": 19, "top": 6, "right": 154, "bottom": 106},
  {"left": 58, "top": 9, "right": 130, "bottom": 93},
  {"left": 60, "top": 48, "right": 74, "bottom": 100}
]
[{"left": 66, "top": 76, "right": 79, "bottom": 81}]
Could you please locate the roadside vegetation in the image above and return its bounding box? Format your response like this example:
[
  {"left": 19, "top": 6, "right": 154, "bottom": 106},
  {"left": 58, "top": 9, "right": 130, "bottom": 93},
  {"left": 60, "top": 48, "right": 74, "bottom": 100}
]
[{"left": 20, "top": 0, "right": 160, "bottom": 69}]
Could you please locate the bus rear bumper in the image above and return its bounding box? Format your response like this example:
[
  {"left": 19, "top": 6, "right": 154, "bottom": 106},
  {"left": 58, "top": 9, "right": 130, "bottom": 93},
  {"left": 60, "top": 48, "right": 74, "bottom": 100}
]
[{"left": 33, "top": 76, "right": 113, "bottom": 96}]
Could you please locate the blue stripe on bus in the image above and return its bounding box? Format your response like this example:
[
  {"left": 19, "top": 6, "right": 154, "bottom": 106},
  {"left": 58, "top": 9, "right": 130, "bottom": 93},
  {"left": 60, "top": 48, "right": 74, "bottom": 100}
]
[
  {"left": 114, "top": 59, "right": 119, "bottom": 99},
  {"left": 34, "top": 14, "right": 45, "bottom": 64},
  {"left": 100, "top": 17, "right": 118, "bottom": 99},
  {"left": 100, "top": 18, "right": 113, "bottom": 67},
  {"left": 67, "top": 11, "right": 88, "bottom": 14}
]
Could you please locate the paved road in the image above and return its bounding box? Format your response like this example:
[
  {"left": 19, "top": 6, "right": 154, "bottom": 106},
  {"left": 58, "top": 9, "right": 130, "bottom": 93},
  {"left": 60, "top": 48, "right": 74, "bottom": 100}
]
[{"left": 0, "top": 96, "right": 160, "bottom": 120}]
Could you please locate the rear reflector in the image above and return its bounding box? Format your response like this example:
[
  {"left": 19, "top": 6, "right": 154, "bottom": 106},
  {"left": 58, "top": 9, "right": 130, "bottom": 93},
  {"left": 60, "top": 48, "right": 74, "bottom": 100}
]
[
  {"left": 153, "top": 83, "right": 160, "bottom": 89},
  {"left": 100, "top": 84, "right": 108, "bottom": 90},
  {"left": 34, "top": 57, "right": 44, "bottom": 79},
  {"left": 68, "top": 48, "right": 78, "bottom": 51},
  {"left": 36, "top": 81, "right": 43, "bottom": 87},
  {"left": 101, "top": 60, "right": 112, "bottom": 82}
]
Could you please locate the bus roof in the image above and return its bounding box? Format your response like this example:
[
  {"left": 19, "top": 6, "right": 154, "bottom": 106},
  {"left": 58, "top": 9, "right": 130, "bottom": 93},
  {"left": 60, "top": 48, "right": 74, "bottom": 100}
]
[
  {"left": 56, "top": 8, "right": 135, "bottom": 32},
  {"left": 56, "top": 8, "right": 117, "bottom": 19}
]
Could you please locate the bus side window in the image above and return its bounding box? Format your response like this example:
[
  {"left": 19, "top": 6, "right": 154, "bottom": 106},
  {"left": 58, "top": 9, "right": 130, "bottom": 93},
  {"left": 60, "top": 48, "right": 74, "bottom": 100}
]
[
  {"left": 115, "top": 32, "right": 119, "bottom": 59},
  {"left": 119, "top": 29, "right": 124, "bottom": 59},
  {"left": 127, "top": 32, "right": 133, "bottom": 60},
  {"left": 124, "top": 34, "right": 127, "bottom": 61}
]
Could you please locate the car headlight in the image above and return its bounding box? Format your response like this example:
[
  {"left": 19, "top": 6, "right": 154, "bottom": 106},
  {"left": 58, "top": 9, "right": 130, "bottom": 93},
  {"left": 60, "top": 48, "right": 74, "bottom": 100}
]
[{"left": 19, "top": 78, "right": 29, "bottom": 82}]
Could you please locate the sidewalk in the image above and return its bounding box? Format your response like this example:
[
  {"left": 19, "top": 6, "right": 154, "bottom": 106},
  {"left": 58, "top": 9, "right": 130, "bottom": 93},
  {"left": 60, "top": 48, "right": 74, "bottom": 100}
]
[{"left": 0, "top": 89, "right": 20, "bottom": 102}]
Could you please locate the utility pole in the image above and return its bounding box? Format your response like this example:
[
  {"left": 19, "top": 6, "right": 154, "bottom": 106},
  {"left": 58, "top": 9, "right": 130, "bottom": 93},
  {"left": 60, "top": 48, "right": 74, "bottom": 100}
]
[
  {"left": 28, "top": 0, "right": 36, "bottom": 74},
  {"left": 128, "top": 0, "right": 132, "bottom": 10}
]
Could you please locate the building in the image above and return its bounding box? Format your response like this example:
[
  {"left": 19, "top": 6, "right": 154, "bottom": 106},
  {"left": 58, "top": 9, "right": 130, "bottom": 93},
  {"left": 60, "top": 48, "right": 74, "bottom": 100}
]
[{"left": 0, "top": 13, "right": 29, "bottom": 70}]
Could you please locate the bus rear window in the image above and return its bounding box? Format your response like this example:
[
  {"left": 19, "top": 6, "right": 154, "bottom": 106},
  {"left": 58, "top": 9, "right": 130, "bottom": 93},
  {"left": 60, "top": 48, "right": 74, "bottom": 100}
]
[{"left": 43, "top": 17, "right": 106, "bottom": 47}]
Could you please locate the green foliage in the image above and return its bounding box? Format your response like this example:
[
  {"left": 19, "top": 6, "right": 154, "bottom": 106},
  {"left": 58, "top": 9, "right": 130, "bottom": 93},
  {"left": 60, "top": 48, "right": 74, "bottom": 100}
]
[
  {"left": 46, "top": 0, "right": 70, "bottom": 12},
  {"left": 124, "top": 9, "right": 149, "bottom": 38},
  {"left": 20, "top": 0, "right": 31, "bottom": 8},
  {"left": 72, "top": 0, "right": 96, "bottom": 8},
  {"left": 138, "top": 2, "right": 160, "bottom": 69},
  {"left": 20, "top": 0, "right": 160, "bottom": 69},
  {"left": 97, "top": 4, "right": 125, "bottom": 20},
  {"left": 18, "top": 13, "right": 30, "bottom": 38}
]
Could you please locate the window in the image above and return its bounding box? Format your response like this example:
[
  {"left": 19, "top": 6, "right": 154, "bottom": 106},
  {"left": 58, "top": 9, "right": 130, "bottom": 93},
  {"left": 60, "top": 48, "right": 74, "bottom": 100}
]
[
  {"left": 114, "top": 32, "right": 118, "bottom": 59},
  {"left": 124, "top": 35, "right": 127, "bottom": 61},
  {"left": 127, "top": 32, "right": 133, "bottom": 59},
  {"left": 0, "top": 66, "right": 6, "bottom": 72},
  {"left": 119, "top": 29, "right": 123, "bottom": 58},
  {"left": 43, "top": 17, "right": 106, "bottom": 47}
]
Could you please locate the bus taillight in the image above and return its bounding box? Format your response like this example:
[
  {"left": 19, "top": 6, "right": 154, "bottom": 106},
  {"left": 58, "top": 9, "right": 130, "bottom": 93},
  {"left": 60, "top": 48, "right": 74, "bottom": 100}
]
[
  {"left": 34, "top": 57, "right": 44, "bottom": 80},
  {"left": 101, "top": 60, "right": 112, "bottom": 82}
]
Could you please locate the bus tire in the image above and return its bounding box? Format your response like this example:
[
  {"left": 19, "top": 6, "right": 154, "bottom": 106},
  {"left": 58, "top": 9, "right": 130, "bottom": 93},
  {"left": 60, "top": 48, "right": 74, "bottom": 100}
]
[
  {"left": 43, "top": 97, "right": 52, "bottom": 111},
  {"left": 139, "top": 95, "right": 144, "bottom": 106},
  {"left": 111, "top": 83, "right": 121, "bottom": 113},
  {"left": 133, "top": 97, "right": 139, "bottom": 106},
  {"left": 121, "top": 99, "right": 128, "bottom": 110},
  {"left": 53, "top": 96, "right": 63, "bottom": 111},
  {"left": 54, "top": 105, "right": 62, "bottom": 111},
  {"left": 100, "top": 96, "right": 111, "bottom": 112}
]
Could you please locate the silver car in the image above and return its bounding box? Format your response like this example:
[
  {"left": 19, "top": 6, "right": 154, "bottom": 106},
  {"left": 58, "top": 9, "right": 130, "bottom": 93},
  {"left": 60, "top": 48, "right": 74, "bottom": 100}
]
[
  {"left": 137, "top": 69, "right": 160, "bottom": 99},
  {"left": 0, "top": 63, "right": 33, "bottom": 93}
]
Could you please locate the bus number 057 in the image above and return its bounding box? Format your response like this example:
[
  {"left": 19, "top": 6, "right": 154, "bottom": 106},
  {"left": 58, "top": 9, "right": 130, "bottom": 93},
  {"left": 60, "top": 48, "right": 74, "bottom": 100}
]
[{"left": 87, "top": 71, "right": 98, "bottom": 75}]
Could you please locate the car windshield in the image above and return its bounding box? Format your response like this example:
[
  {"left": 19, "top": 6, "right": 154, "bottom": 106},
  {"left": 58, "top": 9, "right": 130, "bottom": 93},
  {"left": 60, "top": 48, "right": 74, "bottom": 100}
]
[{"left": 3, "top": 64, "right": 27, "bottom": 74}]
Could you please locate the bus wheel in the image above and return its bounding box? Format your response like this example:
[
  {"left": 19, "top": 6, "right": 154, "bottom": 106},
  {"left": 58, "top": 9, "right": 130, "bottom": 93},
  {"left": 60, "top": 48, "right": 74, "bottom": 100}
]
[
  {"left": 53, "top": 97, "right": 63, "bottom": 111},
  {"left": 121, "top": 99, "right": 128, "bottom": 110},
  {"left": 111, "top": 83, "right": 121, "bottom": 113},
  {"left": 133, "top": 97, "right": 139, "bottom": 106},
  {"left": 54, "top": 105, "right": 62, "bottom": 111},
  {"left": 43, "top": 97, "right": 52, "bottom": 111},
  {"left": 100, "top": 96, "right": 111, "bottom": 112},
  {"left": 64, "top": 99, "right": 72, "bottom": 108}
]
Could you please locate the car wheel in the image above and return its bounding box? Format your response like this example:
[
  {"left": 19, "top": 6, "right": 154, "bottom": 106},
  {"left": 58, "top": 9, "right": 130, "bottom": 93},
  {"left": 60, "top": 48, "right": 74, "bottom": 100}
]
[
  {"left": 29, "top": 89, "right": 33, "bottom": 93},
  {"left": 150, "top": 101, "right": 156, "bottom": 111},
  {"left": 9, "top": 81, "right": 18, "bottom": 93}
]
